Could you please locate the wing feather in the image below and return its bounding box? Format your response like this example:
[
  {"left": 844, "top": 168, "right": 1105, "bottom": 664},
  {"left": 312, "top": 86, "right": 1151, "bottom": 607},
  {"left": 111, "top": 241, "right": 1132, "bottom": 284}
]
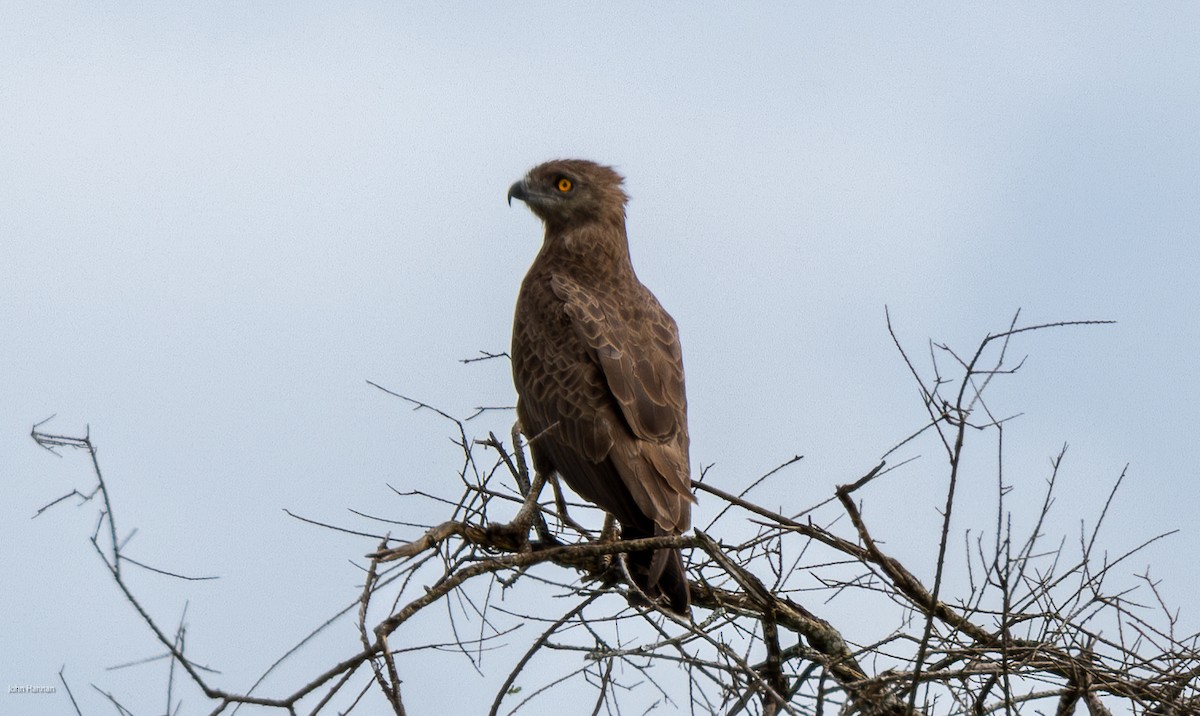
[{"left": 551, "top": 274, "right": 686, "bottom": 443}]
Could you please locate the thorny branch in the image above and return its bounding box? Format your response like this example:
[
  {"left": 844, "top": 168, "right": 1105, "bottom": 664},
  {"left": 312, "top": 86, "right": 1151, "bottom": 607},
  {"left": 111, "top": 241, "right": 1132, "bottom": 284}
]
[{"left": 30, "top": 316, "right": 1199, "bottom": 715}]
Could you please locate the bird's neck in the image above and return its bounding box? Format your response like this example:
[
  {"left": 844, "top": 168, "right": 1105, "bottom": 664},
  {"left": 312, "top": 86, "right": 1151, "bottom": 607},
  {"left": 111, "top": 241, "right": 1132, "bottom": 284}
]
[{"left": 539, "top": 220, "right": 637, "bottom": 284}]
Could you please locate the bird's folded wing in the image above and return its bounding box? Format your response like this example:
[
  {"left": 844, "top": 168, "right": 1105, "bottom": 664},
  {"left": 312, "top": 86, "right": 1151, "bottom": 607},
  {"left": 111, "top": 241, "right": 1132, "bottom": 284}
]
[{"left": 550, "top": 274, "right": 686, "bottom": 445}]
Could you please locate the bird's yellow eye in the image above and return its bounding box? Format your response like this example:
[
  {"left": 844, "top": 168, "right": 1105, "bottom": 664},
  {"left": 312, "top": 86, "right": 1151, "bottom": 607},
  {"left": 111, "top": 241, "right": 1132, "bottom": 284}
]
[{"left": 556, "top": 177, "right": 573, "bottom": 192}]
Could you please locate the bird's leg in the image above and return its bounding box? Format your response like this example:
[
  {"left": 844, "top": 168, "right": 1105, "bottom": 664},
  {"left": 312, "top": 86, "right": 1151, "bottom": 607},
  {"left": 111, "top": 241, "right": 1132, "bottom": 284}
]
[
  {"left": 599, "top": 514, "right": 618, "bottom": 542},
  {"left": 597, "top": 514, "right": 618, "bottom": 568}
]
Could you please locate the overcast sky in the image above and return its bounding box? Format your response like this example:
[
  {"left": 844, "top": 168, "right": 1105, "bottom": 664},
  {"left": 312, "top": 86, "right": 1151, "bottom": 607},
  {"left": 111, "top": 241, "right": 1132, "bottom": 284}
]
[{"left": 3, "top": 4, "right": 1198, "bottom": 714}]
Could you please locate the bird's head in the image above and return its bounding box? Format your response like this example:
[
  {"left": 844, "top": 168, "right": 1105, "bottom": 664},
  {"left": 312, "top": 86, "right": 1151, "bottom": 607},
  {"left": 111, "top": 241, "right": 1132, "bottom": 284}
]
[{"left": 508, "top": 159, "right": 628, "bottom": 228}]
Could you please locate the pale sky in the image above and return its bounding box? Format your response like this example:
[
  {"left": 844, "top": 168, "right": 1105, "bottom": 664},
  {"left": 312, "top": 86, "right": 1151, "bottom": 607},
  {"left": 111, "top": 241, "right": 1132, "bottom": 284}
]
[{"left": 3, "top": 4, "right": 1198, "bottom": 714}]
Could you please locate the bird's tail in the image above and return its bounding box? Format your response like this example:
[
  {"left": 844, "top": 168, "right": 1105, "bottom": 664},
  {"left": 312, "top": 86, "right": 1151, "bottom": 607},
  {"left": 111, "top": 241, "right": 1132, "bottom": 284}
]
[{"left": 626, "top": 542, "right": 690, "bottom": 616}]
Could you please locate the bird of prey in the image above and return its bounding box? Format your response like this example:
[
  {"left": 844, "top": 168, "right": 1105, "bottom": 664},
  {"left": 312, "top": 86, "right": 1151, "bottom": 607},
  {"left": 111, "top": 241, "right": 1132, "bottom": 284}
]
[{"left": 507, "top": 159, "right": 695, "bottom": 613}]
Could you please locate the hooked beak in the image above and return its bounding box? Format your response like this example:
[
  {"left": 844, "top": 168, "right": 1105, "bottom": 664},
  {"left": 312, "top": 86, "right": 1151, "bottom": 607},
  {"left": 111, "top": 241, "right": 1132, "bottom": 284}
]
[{"left": 507, "top": 178, "right": 528, "bottom": 207}]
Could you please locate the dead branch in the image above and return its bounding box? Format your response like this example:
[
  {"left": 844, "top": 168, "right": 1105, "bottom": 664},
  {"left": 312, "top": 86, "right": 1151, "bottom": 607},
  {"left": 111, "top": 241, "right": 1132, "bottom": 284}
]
[{"left": 28, "top": 317, "right": 1199, "bottom": 716}]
